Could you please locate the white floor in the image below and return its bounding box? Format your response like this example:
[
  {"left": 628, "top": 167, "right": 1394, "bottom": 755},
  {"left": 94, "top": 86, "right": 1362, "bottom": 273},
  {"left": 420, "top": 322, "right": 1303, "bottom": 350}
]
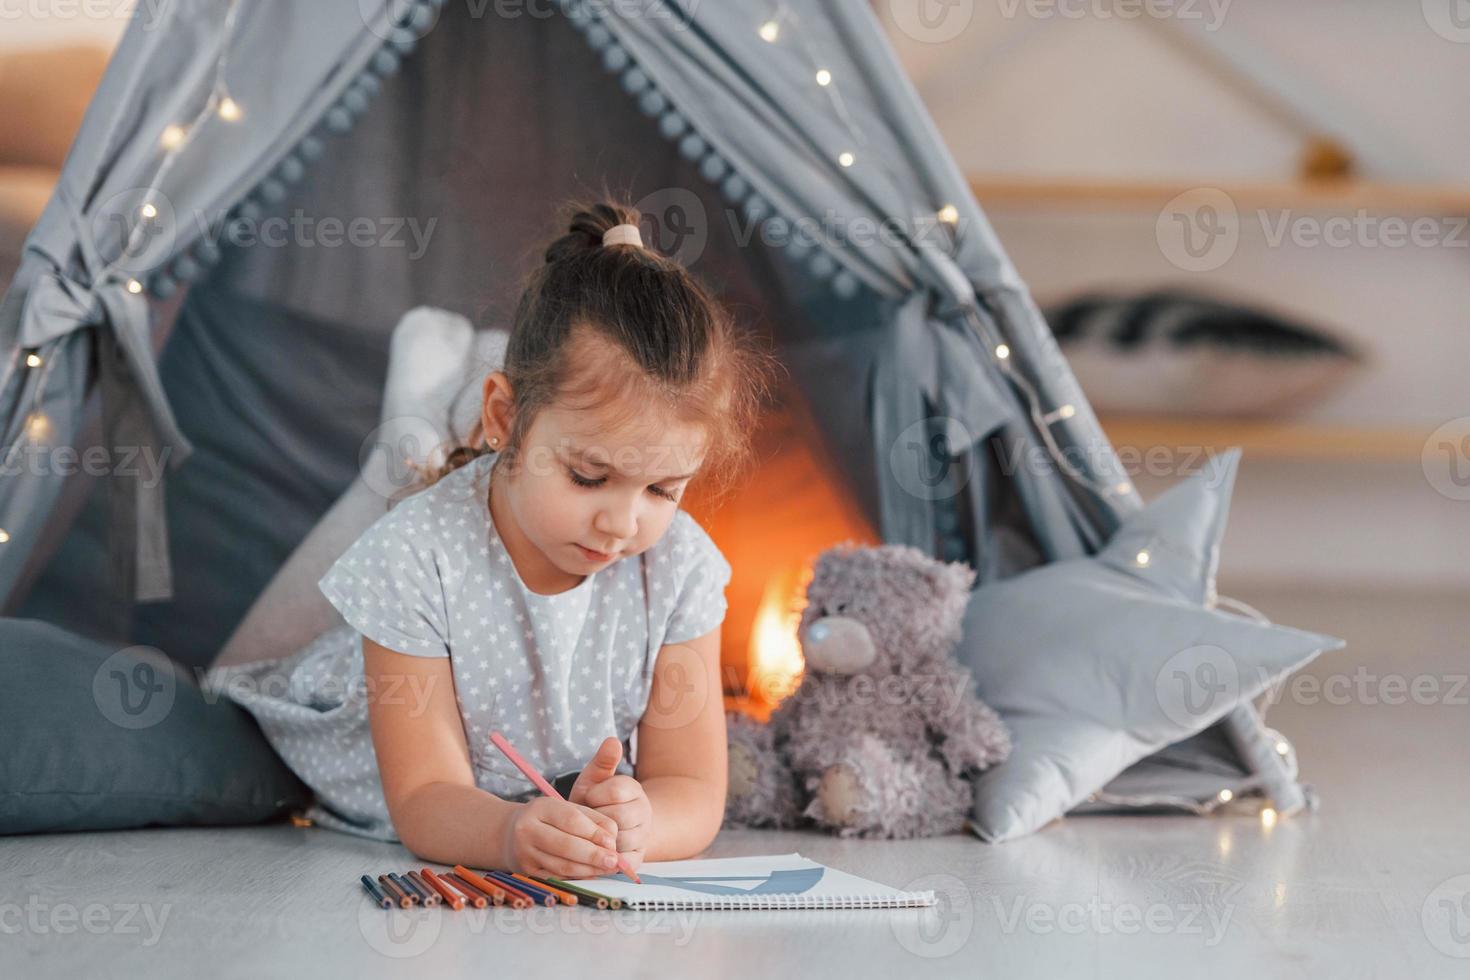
[{"left": 3, "top": 587, "right": 1467, "bottom": 979}]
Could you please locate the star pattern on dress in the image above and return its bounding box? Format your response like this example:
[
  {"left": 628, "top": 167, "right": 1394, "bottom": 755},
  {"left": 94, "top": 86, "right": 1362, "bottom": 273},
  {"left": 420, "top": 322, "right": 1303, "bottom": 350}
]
[{"left": 242, "top": 458, "right": 733, "bottom": 841}]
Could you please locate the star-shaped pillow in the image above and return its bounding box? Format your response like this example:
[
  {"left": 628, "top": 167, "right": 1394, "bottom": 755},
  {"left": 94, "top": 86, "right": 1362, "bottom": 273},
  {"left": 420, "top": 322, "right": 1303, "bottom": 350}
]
[{"left": 957, "top": 449, "right": 1342, "bottom": 842}]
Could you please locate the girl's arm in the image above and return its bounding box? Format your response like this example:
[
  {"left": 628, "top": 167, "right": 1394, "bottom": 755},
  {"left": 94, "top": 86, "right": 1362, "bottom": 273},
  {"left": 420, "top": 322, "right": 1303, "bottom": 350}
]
[
  {"left": 363, "top": 638, "right": 620, "bottom": 876},
  {"left": 632, "top": 626, "right": 729, "bottom": 861}
]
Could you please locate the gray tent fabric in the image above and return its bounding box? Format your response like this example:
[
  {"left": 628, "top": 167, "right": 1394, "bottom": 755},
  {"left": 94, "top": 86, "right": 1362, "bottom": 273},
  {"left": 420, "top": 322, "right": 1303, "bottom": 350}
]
[{"left": 0, "top": 0, "right": 1307, "bottom": 824}]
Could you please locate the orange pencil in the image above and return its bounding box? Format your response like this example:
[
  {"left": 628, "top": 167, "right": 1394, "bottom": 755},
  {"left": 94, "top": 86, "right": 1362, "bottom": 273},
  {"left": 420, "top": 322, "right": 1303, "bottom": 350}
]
[
  {"left": 419, "top": 869, "right": 465, "bottom": 910},
  {"left": 438, "top": 873, "right": 489, "bottom": 909},
  {"left": 512, "top": 873, "right": 578, "bottom": 905},
  {"left": 488, "top": 730, "right": 642, "bottom": 884},
  {"left": 453, "top": 865, "right": 527, "bottom": 909}
]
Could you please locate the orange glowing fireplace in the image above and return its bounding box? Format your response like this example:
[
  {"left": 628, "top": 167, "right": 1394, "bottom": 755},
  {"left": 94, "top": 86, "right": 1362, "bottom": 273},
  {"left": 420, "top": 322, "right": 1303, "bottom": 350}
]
[{"left": 682, "top": 398, "right": 877, "bottom": 722}]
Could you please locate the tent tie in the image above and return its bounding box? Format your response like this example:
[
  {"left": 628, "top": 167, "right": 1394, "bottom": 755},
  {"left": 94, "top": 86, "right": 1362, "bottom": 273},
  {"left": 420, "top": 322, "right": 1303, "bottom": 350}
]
[{"left": 19, "top": 271, "right": 194, "bottom": 603}]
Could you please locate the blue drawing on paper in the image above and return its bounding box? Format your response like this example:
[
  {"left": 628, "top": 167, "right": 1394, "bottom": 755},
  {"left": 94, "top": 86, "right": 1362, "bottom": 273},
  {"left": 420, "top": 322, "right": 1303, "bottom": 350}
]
[{"left": 605, "top": 867, "right": 825, "bottom": 895}]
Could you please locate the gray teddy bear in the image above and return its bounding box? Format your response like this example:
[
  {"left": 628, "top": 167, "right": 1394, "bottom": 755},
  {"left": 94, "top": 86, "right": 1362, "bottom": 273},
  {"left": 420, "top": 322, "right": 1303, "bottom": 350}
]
[{"left": 724, "top": 543, "right": 1012, "bottom": 839}]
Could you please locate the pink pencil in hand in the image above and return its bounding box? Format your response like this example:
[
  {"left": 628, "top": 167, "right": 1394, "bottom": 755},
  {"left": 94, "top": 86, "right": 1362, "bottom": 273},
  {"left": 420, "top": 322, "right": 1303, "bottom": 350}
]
[{"left": 488, "top": 730, "right": 643, "bottom": 884}]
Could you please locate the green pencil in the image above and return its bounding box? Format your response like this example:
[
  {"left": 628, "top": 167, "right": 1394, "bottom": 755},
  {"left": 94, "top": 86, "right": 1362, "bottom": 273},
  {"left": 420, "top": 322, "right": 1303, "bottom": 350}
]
[{"left": 534, "top": 875, "right": 622, "bottom": 910}]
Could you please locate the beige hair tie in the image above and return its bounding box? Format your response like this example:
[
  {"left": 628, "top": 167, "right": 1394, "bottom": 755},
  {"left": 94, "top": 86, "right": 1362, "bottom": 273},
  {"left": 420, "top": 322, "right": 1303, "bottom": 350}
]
[{"left": 602, "top": 223, "right": 643, "bottom": 248}]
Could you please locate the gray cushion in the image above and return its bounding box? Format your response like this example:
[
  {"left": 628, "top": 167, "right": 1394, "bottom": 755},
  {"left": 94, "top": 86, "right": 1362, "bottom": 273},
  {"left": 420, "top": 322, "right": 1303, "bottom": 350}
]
[
  {"left": 0, "top": 618, "right": 311, "bottom": 834},
  {"left": 958, "top": 450, "right": 1343, "bottom": 842}
]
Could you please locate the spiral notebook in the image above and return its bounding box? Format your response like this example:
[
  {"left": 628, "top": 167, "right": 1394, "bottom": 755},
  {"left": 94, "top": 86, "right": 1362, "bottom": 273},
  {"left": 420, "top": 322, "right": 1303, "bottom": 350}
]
[{"left": 583, "top": 852, "right": 936, "bottom": 910}]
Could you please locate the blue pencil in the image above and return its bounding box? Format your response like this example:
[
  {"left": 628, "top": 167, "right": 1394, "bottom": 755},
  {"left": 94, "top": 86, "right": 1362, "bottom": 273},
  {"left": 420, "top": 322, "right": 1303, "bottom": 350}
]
[
  {"left": 486, "top": 870, "right": 557, "bottom": 906},
  {"left": 360, "top": 874, "right": 391, "bottom": 909}
]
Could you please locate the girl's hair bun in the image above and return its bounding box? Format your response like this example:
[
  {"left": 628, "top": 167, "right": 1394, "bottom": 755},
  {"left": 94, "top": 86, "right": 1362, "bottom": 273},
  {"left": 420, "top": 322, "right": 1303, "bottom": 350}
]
[{"left": 544, "top": 200, "right": 642, "bottom": 265}]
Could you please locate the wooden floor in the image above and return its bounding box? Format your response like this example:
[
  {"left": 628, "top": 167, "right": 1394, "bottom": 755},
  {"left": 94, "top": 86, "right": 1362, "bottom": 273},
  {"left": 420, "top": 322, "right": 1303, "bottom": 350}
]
[{"left": 3, "top": 587, "right": 1467, "bottom": 978}]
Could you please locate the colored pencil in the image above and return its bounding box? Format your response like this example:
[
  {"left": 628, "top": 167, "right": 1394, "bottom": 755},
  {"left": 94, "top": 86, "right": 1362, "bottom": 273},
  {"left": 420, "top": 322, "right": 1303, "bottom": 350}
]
[
  {"left": 487, "top": 730, "right": 642, "bottom": 884},
  {"left": 419, "top": 868, "right": 466, "bottom": 910},
  {"left": 449, "top": 871, "right": 521, "bottom": 909},
  {"left": 406, "top": 870, "right": 440, "bottom": 907},
  {"left": 388, "top": 872, "right": 420, "bottom": 905},
  {"left": 378, "top": 874, "right": 412, "bottom": 909},
  {"left": 512, "top": 873, "right": 578, "bottom": 905},
  {"left": 452, "top": 865, "right": 526, "bottom": 908},
  {"left": 487, "top": 870, "right": 556, "bottom": 907},
  {"left": 360, "top": 874, "right": 392, "bottom": 909},
  {"left": 438, "top": 873, "right": 489, "bottom": 909},
  {"left": 537, "top": 875, "right": 621, "bottom": 910}
]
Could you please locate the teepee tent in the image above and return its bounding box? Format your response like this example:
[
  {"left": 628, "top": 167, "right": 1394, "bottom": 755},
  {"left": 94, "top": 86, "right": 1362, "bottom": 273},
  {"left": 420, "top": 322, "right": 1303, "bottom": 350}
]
[{"left": 0, "top": 0, "right": 1309, "bottom": 829}]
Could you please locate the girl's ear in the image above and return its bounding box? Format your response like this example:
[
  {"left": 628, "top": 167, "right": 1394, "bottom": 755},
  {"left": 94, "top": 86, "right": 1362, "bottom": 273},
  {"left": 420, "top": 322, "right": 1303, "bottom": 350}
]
[{"left": 480, "top": 371, "right": 515, "bottom": 445}]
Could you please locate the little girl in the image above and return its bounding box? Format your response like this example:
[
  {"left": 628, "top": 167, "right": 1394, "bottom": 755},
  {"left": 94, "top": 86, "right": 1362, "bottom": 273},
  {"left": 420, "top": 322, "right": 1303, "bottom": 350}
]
[{"left": 216, "top": 200, "right": 773, "bottom": 880}]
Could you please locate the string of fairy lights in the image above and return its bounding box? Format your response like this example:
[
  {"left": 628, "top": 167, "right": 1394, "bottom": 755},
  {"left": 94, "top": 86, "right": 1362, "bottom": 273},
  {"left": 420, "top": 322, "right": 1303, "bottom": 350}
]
[{"left": 0, "top": 0, "right": 245, "bottom": 531}]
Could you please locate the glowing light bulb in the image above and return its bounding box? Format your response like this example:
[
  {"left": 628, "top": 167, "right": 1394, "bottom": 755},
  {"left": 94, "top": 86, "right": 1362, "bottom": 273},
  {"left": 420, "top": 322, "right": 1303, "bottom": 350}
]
[
  {"left": 1275, "top": 740, "right": 1290, "bottom": 755},
  {"left": 994, "top": 344, "right": 1010, "bottom": 360},
  {"left": 25, "top": 353, "right": 42, "bottom": 368},
  {"left": 758, "top": 20, "right": 779, "bottom": 42},
  {"left": 1056, "top": 404, "right": 1076, "bottom": 420},
  {"left": 1260, "top": 806, "right": 1278, "bottom": 828},
  {"left": 1113, "top": 481, "right": 1132, "bottom": 495},
  {"left": 1135, "top": 550, "right": 1150, "bottom": 567},
  {"left": 218, "top": 96, "right": 242, "bottom": 121},
  {"left": 25, "top": 412, "right": 50, "bottom": 442},
  {"left": 837, "top": 151, "right": 855, "bottom": 168},
  {"left": 0, "top": 528, "right": 9, "bottom": 544},
  {"left": 160, "top": 124, "right": 186, "bottom": 149},
  {"left": 140, "top": 203, "right": 158, "bottom": 219},
  {"left": 1217, "top": 788, "right": 1234, "bottom": 803},
  {"left": 815, "top": 68, "right": 831, "bottom": 86},
  {"left": 126, "top": 279, "right": 143, "bottom": 294},
  {"left": 937, "top": 203, "right": 959, "bottom": 225}
]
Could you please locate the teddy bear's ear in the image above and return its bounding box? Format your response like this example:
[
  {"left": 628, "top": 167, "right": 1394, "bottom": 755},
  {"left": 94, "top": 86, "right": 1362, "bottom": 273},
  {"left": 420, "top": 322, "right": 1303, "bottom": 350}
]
[{"left": 923, "top": 559, "right": 977, "bottom": 598}]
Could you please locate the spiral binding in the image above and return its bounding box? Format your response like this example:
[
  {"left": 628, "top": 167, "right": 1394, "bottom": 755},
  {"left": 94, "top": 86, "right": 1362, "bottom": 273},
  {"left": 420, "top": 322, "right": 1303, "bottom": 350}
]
[{"left": 621, "top": 890, "right": 936, "bottom": 911}]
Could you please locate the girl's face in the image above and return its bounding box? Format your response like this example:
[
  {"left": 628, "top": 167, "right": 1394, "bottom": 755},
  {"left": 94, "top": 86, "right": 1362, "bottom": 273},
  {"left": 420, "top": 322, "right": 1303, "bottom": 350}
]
[{"left": 480, "top": 371, "right": 706, "bottom": 594}]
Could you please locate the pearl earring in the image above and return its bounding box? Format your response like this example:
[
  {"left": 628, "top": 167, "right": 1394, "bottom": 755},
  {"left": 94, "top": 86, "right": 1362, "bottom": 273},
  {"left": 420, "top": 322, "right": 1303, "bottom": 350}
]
[{"left": 490, "top": 436, "right": 499, "bottom": 447}]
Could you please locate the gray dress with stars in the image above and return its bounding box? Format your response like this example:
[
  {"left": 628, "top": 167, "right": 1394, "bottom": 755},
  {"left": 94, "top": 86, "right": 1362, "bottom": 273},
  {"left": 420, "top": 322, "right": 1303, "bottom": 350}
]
[{"left": 211, "top": 451, "right": 732, "bottom": 842}]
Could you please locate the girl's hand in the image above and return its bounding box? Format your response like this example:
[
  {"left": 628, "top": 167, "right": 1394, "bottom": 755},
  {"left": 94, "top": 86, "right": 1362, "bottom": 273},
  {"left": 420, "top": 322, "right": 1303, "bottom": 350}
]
[
  {"left": 569, "top": 736, "right": 654, "bottom": 873},
  {"left": 502, "top": 797, "right": 621, "bottom": 880},
  {"left": 578, "top": 774, "right": 653, "bottom": 874}
]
